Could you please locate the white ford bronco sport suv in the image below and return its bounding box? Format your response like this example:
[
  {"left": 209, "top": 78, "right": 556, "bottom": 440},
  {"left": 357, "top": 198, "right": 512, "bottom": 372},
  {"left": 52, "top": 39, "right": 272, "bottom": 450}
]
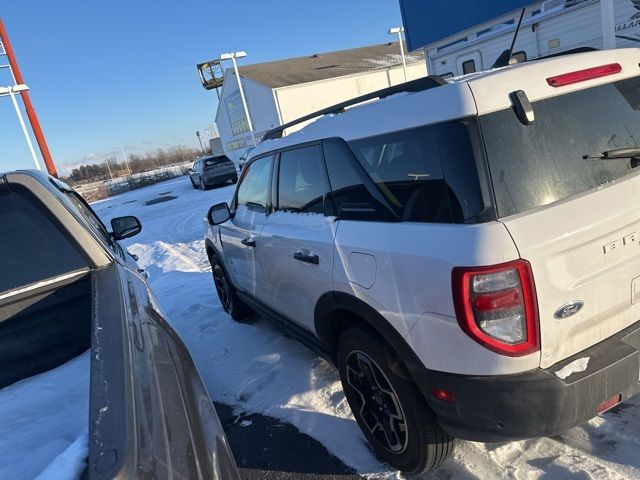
[{"left": 204, "top": 48, "right": 640, "bottom": 474}]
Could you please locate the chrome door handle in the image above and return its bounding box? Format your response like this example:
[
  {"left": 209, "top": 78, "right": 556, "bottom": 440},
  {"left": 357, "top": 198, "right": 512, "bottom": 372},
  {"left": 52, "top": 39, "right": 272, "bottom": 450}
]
[
  {"left": 294, "top": 251, "right": 319, "bottom": 265},
  {"left": 241, "top": 237, "right": 256, "bottom": 247}
]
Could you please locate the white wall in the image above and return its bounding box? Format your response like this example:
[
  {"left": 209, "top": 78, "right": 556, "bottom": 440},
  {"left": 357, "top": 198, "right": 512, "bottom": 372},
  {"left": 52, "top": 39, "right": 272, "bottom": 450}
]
[
  {"left": 215, "top": 72, "right": 280, "bottom": 163},
  {"left": 274, "top": 62, "right": 427, "bottom": 133}
]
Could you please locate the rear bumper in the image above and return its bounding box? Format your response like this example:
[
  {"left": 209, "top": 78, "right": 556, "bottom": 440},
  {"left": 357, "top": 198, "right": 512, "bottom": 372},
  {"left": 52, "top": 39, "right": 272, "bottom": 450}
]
[
  {"left": 203, "top": 171, "right": 236, "bottom": 185},
  {"left": 415, "top": 320, "right": 640, "bottom": 442}
]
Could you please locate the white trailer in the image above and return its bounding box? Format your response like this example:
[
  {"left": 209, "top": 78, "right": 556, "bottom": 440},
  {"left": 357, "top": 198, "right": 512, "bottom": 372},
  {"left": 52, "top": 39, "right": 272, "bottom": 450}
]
[{"left": 424, "top": 0, "right": 640, "bottom": 77}]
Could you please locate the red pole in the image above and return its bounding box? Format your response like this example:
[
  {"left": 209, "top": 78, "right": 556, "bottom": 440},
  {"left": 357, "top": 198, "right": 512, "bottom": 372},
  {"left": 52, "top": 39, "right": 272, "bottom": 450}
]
[{"left": 0, "top": 19, "right": 58, "bottom": 177}]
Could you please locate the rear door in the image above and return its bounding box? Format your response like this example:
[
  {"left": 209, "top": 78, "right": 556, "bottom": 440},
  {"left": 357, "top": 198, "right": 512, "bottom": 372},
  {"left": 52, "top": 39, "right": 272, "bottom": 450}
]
[
  {"left": 259, "top": 144, "right": 337, "bottom": 331},
  {"left": 219, "top": 155, "right": 274, "bottom": 294},
  {"left": 479, "top": 75, "right": 640, "bottom": 368}
]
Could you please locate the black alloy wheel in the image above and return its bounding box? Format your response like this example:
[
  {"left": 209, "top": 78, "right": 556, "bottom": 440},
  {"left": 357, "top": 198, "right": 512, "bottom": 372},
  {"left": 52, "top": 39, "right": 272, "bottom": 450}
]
[
  {"left": 213, "top": 264, "right": 231, "bottom": 312},
  {"left": 337, "top": 327, "right": 455, "bottom": 474},
  {"left": 346, "top": 350, "right": 408, "bottom": 454},
  {"left": 208, "top": 254, "right": 251, "bottom": 322}
]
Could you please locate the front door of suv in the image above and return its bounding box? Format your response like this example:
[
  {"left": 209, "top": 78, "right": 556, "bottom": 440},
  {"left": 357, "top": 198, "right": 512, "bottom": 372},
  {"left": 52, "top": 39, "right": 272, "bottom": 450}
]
[
  {"left": 259, "top": 144, "right": 337, "bottom": 332},
  {"left": 219, "top": 154, "right": 274, "bottom": 295}
]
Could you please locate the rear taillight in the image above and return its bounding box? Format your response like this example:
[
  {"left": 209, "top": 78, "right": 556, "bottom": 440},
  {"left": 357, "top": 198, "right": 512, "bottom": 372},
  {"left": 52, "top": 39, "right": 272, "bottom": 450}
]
[
  {"left": 452, "top": 260, "right": 539, "bottom": 357},
  {"left": 546, "top": 63, "right": 622, "bottom": 87}
]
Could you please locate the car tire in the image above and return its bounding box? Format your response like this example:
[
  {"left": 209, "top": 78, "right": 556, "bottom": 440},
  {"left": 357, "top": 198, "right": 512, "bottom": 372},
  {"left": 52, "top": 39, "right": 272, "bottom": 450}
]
[
  {"left": 209, "top": 253, "right": 251, "bottom": 322},
  {"left": 200, "top": 178, "right": 210, "bottom": 191},
  {"left": 337, "top": 327, "right": 455, "bottom": 475},
  {"left": 190, "top": 177, "right": 198, "bottom": 189}
]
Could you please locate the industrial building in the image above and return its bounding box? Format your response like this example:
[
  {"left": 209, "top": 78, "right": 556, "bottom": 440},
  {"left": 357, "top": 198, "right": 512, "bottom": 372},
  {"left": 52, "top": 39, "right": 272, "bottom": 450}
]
[{"left": 214, "top": 42, "right": 426, "bottom": 163}]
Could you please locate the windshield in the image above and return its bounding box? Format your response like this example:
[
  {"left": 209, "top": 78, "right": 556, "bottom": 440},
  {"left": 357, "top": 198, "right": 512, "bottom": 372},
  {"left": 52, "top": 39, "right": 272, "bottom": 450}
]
[{"left": 480, "top": 76, "right": 640, "bottom": 217}]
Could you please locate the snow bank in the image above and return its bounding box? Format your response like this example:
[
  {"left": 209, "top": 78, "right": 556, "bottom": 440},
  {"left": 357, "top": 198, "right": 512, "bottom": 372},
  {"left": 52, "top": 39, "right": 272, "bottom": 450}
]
[
  {"left": 36, "top": 434, "right": 88, "bottom": 480},
  {"left": 0, "top": 352, "right": 89, "bottom": 480}
]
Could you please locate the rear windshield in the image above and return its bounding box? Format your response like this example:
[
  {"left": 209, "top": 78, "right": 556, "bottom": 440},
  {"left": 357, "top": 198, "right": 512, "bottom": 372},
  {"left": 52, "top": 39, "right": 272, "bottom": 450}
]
[
  {"left": 480, "top": 76, "right": 640, "bottom": 217},
  {"left": 204, "top": 157, "right": 230, "bottom": 167},
  {"left": 0, "top": 187, "right": 86, "bottom": 292}
]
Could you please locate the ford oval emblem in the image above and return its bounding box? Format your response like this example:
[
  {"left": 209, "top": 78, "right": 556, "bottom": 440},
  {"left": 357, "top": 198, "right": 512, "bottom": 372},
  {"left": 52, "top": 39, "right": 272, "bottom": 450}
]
[{"left": 554, "top": 301, "right": 584, "bottom": 319}]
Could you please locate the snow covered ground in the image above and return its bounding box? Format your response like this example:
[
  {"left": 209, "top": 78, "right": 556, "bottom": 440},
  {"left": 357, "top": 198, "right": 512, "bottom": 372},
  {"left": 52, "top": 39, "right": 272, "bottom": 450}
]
[
  {"left": 0, "top": 353, "right": 89, "bottom": 480},
  {"left": 91, "top": 176, "right": 640, "bottom": 480},
  {"left": 2, "top": 174, "right": 639, "bottom": 479}
]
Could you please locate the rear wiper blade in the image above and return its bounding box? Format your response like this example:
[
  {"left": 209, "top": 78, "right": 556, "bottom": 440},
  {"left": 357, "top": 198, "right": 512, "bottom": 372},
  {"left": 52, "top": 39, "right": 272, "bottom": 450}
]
[{"left": 583, "top": 147, "right": 640, "bottom": 160}]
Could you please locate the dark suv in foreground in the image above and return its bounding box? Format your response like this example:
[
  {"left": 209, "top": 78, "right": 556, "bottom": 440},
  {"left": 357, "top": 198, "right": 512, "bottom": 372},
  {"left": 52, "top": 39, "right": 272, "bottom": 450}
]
[{"left": 0, "top": 170, "right": 239, "bottom": 480}]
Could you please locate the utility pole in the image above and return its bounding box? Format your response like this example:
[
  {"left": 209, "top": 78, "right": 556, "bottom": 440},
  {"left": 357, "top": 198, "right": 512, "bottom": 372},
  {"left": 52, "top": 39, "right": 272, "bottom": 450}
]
[
  {"left": 119, "top": 144, "right": 132, "bottom": 175},
  {"left": 388, "top": 27, "right": 407, "bottom": 82},
  {"left": 196, "top": 130, "right": 205, "bottom": 155},
  {"left": 104, "top": 158, "right": 114, "bottom": 180}
]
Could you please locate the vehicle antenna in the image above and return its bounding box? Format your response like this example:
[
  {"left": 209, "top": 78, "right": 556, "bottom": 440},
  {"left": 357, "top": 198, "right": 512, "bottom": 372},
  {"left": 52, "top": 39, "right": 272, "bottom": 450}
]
[{"left": 492, "top": 7, "right": 527, "bottom": 69}]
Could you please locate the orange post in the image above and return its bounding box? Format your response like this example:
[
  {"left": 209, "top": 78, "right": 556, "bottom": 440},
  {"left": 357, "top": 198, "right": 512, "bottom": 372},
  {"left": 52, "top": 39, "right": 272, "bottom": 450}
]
[{"left": 0, "top": 19, "right": 57, "bottom": 177}]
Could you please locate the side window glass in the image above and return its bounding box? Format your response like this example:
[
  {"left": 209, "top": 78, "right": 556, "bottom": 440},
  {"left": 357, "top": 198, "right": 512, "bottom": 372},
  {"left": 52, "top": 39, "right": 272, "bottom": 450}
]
[
  {"left": 64, "top": 191, "right": 115, "bottom": 250},
  {"left": 462, "top": 59, "right": 476, "bottom": 74},
  {"left": 437, "top": 122, "right": 484, "bottom": 223},
  {"left": 349, "top": 125, "right": 452, "bottom": 223},
  {"left": 323, "top": 140, "right": 391, "bottom": 221},
  {"left": 236, "top": 155, "right": 273, "bottom": 213},
  {"left": 277, "top": 145, "right": 328, "bottom": 214}
]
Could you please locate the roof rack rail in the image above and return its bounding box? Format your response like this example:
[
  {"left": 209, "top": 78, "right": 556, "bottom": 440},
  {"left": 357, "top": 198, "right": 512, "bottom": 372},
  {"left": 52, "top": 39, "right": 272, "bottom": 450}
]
[{"left": 261, "top": 75, "right": 448, "bottom": 142}]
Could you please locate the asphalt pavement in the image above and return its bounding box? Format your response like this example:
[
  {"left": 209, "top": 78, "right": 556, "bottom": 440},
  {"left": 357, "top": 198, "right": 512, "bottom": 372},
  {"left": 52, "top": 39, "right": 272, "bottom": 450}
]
[{"left": 215, "top": 403, "right": 363, "bottom": 479}]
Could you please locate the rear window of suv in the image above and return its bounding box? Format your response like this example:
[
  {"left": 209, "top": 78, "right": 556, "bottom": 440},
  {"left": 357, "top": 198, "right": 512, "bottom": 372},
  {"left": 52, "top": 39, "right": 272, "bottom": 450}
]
[
  {"left": 480, "top": 76, "right": 640, "bottom": 217},
  {"left": 204, "top": 156, "right": 231, "bottom": 167}
]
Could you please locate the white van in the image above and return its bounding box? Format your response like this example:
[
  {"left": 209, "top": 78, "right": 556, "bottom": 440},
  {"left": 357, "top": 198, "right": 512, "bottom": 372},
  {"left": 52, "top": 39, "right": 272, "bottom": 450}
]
[{"left": 204, "top": 48, "right": 640, "bottom": 474}]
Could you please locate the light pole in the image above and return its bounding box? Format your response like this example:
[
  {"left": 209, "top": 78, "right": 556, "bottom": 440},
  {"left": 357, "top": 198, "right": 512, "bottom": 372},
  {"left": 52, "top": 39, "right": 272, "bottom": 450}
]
[
  {"left": 0, "top": 85, "right": 41, "bottom": 170},
  {"left": 220, "top": 51, "right": 256, "bottom": 147},
  {"left": 388, "top": 27, "right": 407, "bottom": 82}
]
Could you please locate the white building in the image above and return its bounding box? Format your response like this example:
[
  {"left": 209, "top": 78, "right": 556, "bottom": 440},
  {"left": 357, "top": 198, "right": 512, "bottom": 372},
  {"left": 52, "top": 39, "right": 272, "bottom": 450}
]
[{"left": 214, "top": 42, "right": 427, "bottom": 163}]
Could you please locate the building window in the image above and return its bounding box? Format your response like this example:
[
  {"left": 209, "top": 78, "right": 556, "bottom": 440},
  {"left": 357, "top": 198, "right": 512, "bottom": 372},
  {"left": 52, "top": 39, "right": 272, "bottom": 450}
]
[{"left": 462, "top": 59, "right": 476, "bottom": 75}]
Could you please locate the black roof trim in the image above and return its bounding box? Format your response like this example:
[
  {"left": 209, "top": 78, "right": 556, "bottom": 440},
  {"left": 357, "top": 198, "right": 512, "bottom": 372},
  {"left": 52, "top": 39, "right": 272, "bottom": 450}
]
[{"left": 262, "top": 75, "right": 448, "bottom": 142}]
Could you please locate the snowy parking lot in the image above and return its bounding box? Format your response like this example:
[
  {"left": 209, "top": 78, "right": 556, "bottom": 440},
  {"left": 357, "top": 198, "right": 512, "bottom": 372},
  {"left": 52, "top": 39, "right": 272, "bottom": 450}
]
[{"left": 2, "top": 174, "right": 640, "bottom": 479}]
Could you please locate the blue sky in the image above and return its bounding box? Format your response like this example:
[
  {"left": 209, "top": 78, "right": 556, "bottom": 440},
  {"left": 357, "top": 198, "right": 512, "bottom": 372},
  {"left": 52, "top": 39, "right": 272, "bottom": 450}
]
[{"left": 0, "top": 0, "right": 402, "bottom": 175}]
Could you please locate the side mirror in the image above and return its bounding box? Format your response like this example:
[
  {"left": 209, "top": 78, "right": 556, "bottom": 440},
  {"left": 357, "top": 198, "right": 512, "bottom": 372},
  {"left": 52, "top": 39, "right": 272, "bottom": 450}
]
[
  {"left": 208, "top": 203, "right": 231, "bottom": 225},
  {"left": 111, "top": 216, "right": 142, "bottom": 240}
]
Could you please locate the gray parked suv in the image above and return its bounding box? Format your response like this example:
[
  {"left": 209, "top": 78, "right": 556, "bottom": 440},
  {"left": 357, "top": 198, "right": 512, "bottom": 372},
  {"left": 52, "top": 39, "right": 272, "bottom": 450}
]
[{"left": 190, "top": 155, "right": 238, "bottom": 190}]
